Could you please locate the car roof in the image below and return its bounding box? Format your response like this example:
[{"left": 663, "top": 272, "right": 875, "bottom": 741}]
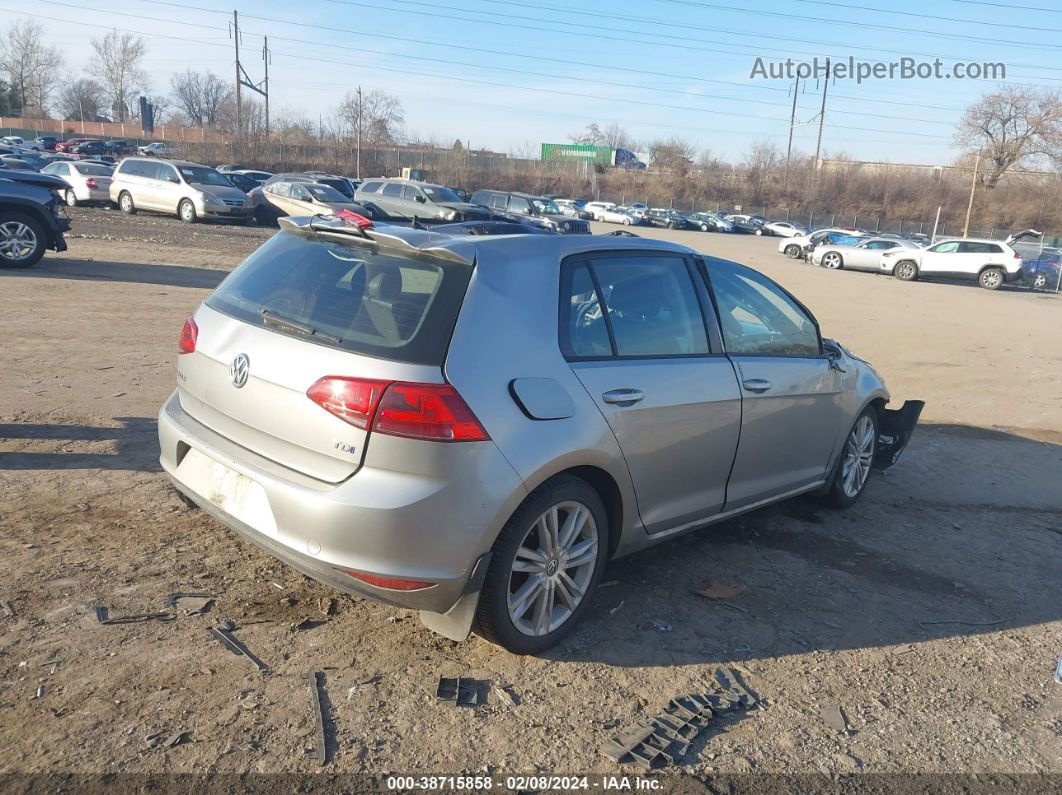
[
  {"left": 279, "top": 215, "right": 695, "bottom": 265},
  {"left": 934, "top": 237, "right": 1007, "bottom": 244}
]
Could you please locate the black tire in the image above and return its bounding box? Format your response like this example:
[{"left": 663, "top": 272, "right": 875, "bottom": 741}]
[
  {"left": 474, "top": 475, "right": 609, "bottom": 654},
  {"left": 65, "top": 189, "right": 79, "bottom": 208},
  {"left": 666, "top": 222, "right": 676, "bottom": 230},
  {"left": 893, "top": 260, "right": 919, "bottom": 281},
  {"left": 784, "top": 244, "right": 801, "bottom": 258},
  {"left": 824, "top": 406, "right": 879, "bottom": 509},
  {"left": 178, "top": 199, "right": 197, "bottom": 224},
  {"left": 622, "top": 217, "right": 631, "bottom": 226},
  {"left": 0, "top": 212, "right": 47, "bottom": 269},
  {"left": 978, "top": 267, "right": 1004, "bottom": 290},
  {"left": 118, "top": 191, "right": 136, "bottom": 214},
  {"left": 701, "top": 224, "right": 709, "bottom": 232}
]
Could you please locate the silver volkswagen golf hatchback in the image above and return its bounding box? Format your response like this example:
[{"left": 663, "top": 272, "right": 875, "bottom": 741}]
[{"left": 160, "top": 216, "right": 922, "bottom": 654}]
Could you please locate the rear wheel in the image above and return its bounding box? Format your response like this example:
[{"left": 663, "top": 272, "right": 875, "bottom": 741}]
[
  {"left": 821, "top": 251, "right": 844, "bottom": 269},
  {"left": 65, "top": 189, "right": 79, "bottom": 208},
  {"left": 178, "top": 199, "right": 197, "bottom": 223},
  {"left": 0, "top": 212, "right": 47, "bottom": 269},
  {"left": 622, "top": 217, "right": 631, "bottom": 226},
  {"left": 784, "top": 244, "right": 801, "bottom": 258},
  {"left": 978, "top": 267, "right": 1004, "bottom": 290},
  {"left": 474, "top": 476, "right": 608, "bottom": 654},
  {"left": 826, "top": 407, "right": 879, "bottom": 508},
  {"left": 118, "top": 191, "right": 136, "bottom": 214},
  {"left": 893, "top": 260, "right": 918, "bottom": 281},
  {"left": 1032, "top": 272, "right": 1048, "bottom": 290}
]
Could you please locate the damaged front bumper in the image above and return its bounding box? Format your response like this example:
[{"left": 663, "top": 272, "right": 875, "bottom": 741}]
[{"left": 873, "top": 400, "right": 925, "bottom": 469}]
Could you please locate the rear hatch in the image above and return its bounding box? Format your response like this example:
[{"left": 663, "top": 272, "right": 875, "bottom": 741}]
[{"left": 178, "top": 228, "right": 472, "bottom": 483}]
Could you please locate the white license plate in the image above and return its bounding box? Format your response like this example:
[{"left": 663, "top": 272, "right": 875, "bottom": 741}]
[{"left": 176, "top": 449, "right": 277, "bottom": 535}]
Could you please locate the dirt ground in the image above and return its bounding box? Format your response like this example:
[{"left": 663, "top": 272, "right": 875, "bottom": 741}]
[{"left": 1, "top": 207, "right": 1060, "bottom": 786}]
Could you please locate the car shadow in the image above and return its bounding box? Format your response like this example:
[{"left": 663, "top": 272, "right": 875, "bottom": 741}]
[
  {"left": 545, "top": 422, "right": 1062, "bottom": 667},
  {"left": 0, "top": 257, "right": 230, "bottom": 289},
  {"left": 0, "top": 417, "right": 160, "bottom": 472}
]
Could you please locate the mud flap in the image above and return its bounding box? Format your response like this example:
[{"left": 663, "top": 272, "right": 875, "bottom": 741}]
[
  {"left": 873, "top": 400, "right": 925, "bottom": 470},
  {"left": 418, "top": 552, "right": 492, "bottom": 642}
]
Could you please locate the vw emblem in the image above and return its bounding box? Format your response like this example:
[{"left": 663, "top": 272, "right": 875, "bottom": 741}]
[
  {"left": 229, "top": 353, "right": 250, "bottom": 389},
  {"left": 545, "top": 558, "right": 560, "bottom": 577}
]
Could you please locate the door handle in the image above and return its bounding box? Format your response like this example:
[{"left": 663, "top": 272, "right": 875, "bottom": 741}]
[
  {"left": 742, "top": 378, "right": 772, "bottom": 394},
  {"left": 601, "top": 388, "right": 644, "bottom": 405}
]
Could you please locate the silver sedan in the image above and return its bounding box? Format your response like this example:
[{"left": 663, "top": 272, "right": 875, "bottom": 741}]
[{"left": 813, "top": 237, "right": 921, "bottom": 271}]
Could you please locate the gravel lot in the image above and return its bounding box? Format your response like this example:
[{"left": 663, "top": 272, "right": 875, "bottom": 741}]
[{"left": 1, "top": 208, "right": 1060, "bottom": 784}]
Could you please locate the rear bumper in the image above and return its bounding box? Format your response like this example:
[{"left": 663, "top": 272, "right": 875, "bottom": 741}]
[{"left": 158, "top": 391, "right": 524, "bottom": 613}]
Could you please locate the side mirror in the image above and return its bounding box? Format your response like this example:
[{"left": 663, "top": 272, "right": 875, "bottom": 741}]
[{"left": 415, "top": 194, "right": 426, "bottom": 203}]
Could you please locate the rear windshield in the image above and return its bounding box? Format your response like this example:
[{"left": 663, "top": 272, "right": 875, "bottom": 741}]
[{"left": 205, "top": 230, "right": 472, "bottom": 365}]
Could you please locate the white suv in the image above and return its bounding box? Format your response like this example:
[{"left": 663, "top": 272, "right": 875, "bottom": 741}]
[{"left": 880, "top": 231, "right": 1039, "bottom": 290}]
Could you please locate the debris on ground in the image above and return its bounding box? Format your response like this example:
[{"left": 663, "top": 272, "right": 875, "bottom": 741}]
[
  {"left": 600, "top": 667, "right": 758, "bottom": 769},
  {"left": 162, "top": 731, "right": 189, "bottom": 749},
  {"left": 1, "top": 600, "right": 14, "bottom": 617},
  {"left": 207, "top": 624, "right": 269, "bottom": 673},
  {"left": 821, "top": 704, "right": 850, "bottom": 733},
  {"left": 436, "top": 676, "right": 486, "bottom": 706},
  {"left": 650, "top": 620, "right": 672, "bottom": 632},
  {"left": 33, "top": 683, "right": 44, "bottom": 699},
  {"left": 492, "top": 684, "right": 517, "bottom": 708},
  {"left": 292, "top": 618, "right": 327, "bottom": 631},
  {"left": 318, "top": 598, "right": 337, "bottom": 616},
  {"left": 93, "top": 605, "right": 175, "bottom": 625},
  {"left": 609, "top": 600, "right": 625, "bottom": 616},
  {"left": 164, "top": 593, "right": 214, "bottom": 615},
  {"left": 306, "top": 672, "right": 328, "bottom": 765},
  {"left": 695, "top": 583, "right": 746, "bottom": 601},
  {"left": 1054, "top": 654, "right": 1062, "bottom": 685}
]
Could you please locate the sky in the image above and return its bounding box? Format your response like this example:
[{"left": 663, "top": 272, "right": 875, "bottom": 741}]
[{"left": 5, "top": 0, "right": 1062, "bottom": 164}]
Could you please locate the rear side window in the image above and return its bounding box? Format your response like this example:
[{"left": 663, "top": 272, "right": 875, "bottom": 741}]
[
  {"left": 561, "top": 255, "right": 710, "bottom": 358},
  {"left": 118, "top": 160, "right": 142, "bottom": 176},
  {"left": 382, "top": 183, "right": 403, "bottom": 197},
  {"left": 959, "top": 242, "right": 1002, "bottom": 254},
  {"left": 205, "top": 231, "right": 472, "bottom": 365},
  {"left": 360, "top": 181, "right": 381, "bottom": 194}
]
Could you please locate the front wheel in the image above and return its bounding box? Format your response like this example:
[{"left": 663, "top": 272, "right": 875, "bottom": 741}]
[
  {"left": 0, "top": 212, "right": 47, "bottom": 269},
  {"left": 978, "top": 267, "right": 1004, "bottom": 290},
  {"left": 65, "top": 189, "right": 79, "bottom": 208},
  {"left": 893, "top": 260, "right": 919, "bottom": 281},
  {"left": 622, "top": 217, "right": 631, "bottom": 226},
  {"left": 1032, "top": 272, "right": 1048, "bottom": 290},
  {"left": 178, "top": 199, "right": 197, "bottom": 223},
  {"left": 821, "top": 252, "right": 844, "bottom": 269},
  {"left": 118, "top": 191, "right": 136, "bottom": 214},
  {"left": 474, "top": 476, "right": 608, "bottom": 654},
  {"left": 826, "top": 408, "right": 879, "bottom": 508},
  {"left": 784, "top": 244, "right": 801, "bottom": 258}
]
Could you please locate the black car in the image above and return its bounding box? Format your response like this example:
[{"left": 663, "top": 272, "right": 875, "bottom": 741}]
[
  {"left": 72, "top": 140, "right": 108, "bottom": 156},
  {"left": 728, "top": 216, "right": 767, "bottom": 235},
  {"left": 34, "top": 136, "right": 58, "bottom": 151},
  {"left": 469, "top": 189, "right": 590, "bottom": 234},
  {"left": 225, "top": 173, "right": 259, "bottom": 194},
  {"left": 645, "top": 209, "right": 697, "bottom": 230},
  {"left": 0, "top": 170, "right": 70, "bottom": 267},
  {"left": 105, "top": 140, "right": 131, "bottom": 155}
]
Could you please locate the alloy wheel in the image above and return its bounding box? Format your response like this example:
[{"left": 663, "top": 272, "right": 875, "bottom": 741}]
[
  {"left": 980, "top": 269, "right": 1002, "bottom": 289},
  {"left": 823, "top": 252, "right": 842, "bottom": 269},
  {"left": 0, "top": 220, "right": 37, "bottom": 262},
  {"left": 841, "top": 415, "right": 875, "bottom": 498},
  {"left": 507, "top": 500, "right": 599, "bottom": 637}
]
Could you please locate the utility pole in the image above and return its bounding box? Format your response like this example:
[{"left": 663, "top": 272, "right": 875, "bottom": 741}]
[
  {"left": 356, "top": 85, "right": 362, "bottom": 179},
  {"left": 233, "top": 10, "right": 241, "bottom": 135},
  {"left": 962, "top": 152, "right": 981, "bottom": 238},
  {"left": 784, "top": 75, "right": 799, "bottom": 190},
  {"left": 263, "top": 36, "right": 270, "bottom": 137},
  {"left": 813, "top": 58, "right": 830, "bottom": 171}
]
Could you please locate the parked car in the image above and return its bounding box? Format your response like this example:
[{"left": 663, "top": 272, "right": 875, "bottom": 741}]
[
  {"left": 40, "top": 160, "right": 114, "bottom": 206},
  {"left": 159, "top": 214, "right": 923, "bottom": 653},
  {"left": 447, "top": 186, "right": 471, "bottom": 203},
  {"left": 138, "top": 142, "right": 175, "bottom": 157},
  {"left": 216, "top": 164, "right": 246, "bottom": 173},
  {"left": 432, "top": 220, "right": 557, "bottom": 236},
  {"left": 225, "top": 173, "right": 259, "bottom": 194},
  {"left": 763, "top": 221, "right": 810, "bottom": 238},
  {"left": 598, "top": 205, "right": 642, "bottom": 225},
  {"left": 1, "top": 135, "right": 25, "bottom": 147},
  {"left": 812, "top": 237, "right": 920, "bottom": 272},
  {"left": 354, "top": 178, "right": 491, "bottom": 222},
  {"left": 880, "top": 231, "right": 1040, "bottom": 290},
  {"left": 79, "top": 157, "right": 115, "bottom": 167},
  {"left": 0, "top": 170, "right": 70, "bottom": 268},
  {"left": 229, "top": 169, "right": 273, "bottom": 185},
  {"left": 248, "top": 178, "right": 370, "bottom": 225},
  {"left": 109, "top": 157, "right": 252, "bottom": 223},
  {"left": 689, "top": 212, "right": 733, "bottom": 232},
  {"left": 584, "top": 201, "right": 618, "bottom": 221},
  {"left": 554, "top": 199, "right": 593, "bottom": 220},
  {"left": 105, "top": 139, "right": 131, "bottom": 155},
  {"left": 1021, "top": 247, "right": 1061, "bottom": 291},
  {"left": 727, "top": 215, "right": 767, "bottom": 235},
  {"left": 470, "top": 190, "right": 590, "bottom": 234},
  {"left": 55, "top": 138, "right": 89, "bottom": 153},
  {"left": 778, "top": 228, "right": 869, "bottom": 258},
  {"left": 645, "top": 209, "right": 697, "bottom": 230},
  {"left": 0, "top": 156, "right": 39, "bottom": 171},
  {"left": 70, "top": 140, "right": 107, "bottom": 157}
]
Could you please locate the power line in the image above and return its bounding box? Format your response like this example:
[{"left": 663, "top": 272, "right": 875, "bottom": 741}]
[
  {"left": 793, "top": 0, "right": 1062, "bottom": 32},
  {"left": 645, "top": 0, "right": 1061, "bottom": 50},
  {"left": 945, "top": 0, "right": 1062, "bottom": 12}
]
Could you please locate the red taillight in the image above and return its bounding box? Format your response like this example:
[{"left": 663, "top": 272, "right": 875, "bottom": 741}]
[
  {"left": 306, "top": 376, "right": 391, "bottom": 430},
  {"left": 307, "top": 377, "right": 489, "bottom": 442},
  {"left": 1014, "top": 251, "right": 1022, "bottom": 259},
  {"left": 339, "top": 570, "right": 435, "bottom": 591},
  {"left": 84, "top": 178, "right": 99, "bottom": 189},
  {"left": 178, "top": 315, "right": 198, "bottom": 354},
  {"left": 373, "top": 383, "right": 489, "bottom": 442},
  {"left": 335, "top": 208, "right": 373, "bottom": 229}
]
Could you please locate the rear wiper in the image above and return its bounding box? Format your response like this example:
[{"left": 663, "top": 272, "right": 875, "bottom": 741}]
[{"left": 259, "top": 309, "right": 341, "bottom": 344}]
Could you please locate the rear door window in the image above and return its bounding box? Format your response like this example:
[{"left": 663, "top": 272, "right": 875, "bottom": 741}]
[
  {"left": 359, "top": 181, "right": 381, "bottom": 194},
  {"left": 139, "top": 161, "right": 163, "bottom": 180},
  {"left": 205, "top": 231, "right": 473, "bottom": 365},
  {"left": 382, "top": 183, "right": 403, "bottom": 197}
]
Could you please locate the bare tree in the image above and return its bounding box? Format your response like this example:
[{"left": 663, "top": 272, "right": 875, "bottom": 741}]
[
  {"left": 648, "top": 137, "right": 696, "bottom": 173},
  {"left": 88, "top": 30, "right": 147, "bottom": 123},
  {"left": 170, "top": 70, "right": 232, "bottom": 128},
  {"left": 0, "top": 20, "right": 63, "bottom": 114},
  {"left": 57, "top": 78, "right": 106, "bottom": 121},
  {"left": 338, "top": 88, "right": 405, "bottom": 150},
  {"left": 955, "top": 85, "right": 1062, "bottom": 188}
]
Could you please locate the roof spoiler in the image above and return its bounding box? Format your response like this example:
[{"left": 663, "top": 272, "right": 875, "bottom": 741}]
[{"left": 279, "top": 215, "right": 474, "bottom": 265}]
